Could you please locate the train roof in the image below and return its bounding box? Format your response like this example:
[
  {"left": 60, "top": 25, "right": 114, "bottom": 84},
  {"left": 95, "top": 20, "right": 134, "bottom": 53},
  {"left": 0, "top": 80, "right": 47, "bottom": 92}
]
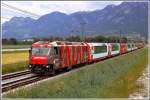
[
  {"left": 31, "top": 41, "right": 87, "bottom": 47},
  {"left": 31, "top": 41, "right": 139, "bottom": 47}
]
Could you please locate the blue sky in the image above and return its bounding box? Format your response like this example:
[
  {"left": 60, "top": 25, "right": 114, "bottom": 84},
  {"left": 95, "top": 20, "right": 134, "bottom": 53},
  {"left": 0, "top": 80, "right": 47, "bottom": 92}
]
[{"left": 1, "top": 1, "right": 123, "bottom": 24}]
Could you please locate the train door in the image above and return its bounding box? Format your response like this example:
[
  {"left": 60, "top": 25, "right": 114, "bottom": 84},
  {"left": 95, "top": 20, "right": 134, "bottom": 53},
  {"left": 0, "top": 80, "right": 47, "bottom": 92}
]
[
  {"left": 107, "top": 43, "right": 112, "bottom": 57},
  {"left": 53, "top": 46, "right": 60, "bottom": 69}
]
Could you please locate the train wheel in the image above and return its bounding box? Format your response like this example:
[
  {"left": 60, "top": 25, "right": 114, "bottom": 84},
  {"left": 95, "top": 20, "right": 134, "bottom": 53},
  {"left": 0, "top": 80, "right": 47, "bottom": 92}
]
[
  {"left": 44, "top": 70, "right": 55, "bottom": 76},
  {"left": 51, "top": 70, "right": 55, "bottom": 75},
  {"left": 66, "top": 66, "right": 72, "bottom": 72}
]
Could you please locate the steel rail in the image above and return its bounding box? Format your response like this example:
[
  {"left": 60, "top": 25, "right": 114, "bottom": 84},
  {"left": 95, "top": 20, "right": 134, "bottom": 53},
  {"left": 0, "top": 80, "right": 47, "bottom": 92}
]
[
  {"left": 2, "top": 76, "right": 48, "bottom": 92},
  {"left": 2, "top": 70, "right": 31, "bottom": 80}
]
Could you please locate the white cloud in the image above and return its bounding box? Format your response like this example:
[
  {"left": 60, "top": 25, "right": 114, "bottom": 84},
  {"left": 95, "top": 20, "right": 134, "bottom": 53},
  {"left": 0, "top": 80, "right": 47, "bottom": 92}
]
[{"left": 1, "top": 1, "right": 123, "bottom": 24}]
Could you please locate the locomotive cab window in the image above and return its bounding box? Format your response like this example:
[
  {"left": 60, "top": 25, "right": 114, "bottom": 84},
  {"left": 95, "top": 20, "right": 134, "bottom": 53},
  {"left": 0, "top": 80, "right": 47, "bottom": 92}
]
[
  {"left": 94, "top": 45, "right": 107, "bottom": 54},
  {"left": 31, "top": 47, "right": 51, "bottom": 56}
]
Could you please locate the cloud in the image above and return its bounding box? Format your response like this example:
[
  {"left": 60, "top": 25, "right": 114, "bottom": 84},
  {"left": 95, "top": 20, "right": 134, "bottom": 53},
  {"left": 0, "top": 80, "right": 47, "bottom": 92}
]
[{"left": 1, "top": 1, "right": 123, "bottom": 24}]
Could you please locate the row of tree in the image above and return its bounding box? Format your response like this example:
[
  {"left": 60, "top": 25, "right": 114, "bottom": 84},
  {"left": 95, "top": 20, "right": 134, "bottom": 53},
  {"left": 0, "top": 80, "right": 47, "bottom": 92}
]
[
  {"left": 2, "top": 35, "right": 131, "bottom": 45},
  {"left": 2, "top": 38, "right": 32, "bottom": 45}
]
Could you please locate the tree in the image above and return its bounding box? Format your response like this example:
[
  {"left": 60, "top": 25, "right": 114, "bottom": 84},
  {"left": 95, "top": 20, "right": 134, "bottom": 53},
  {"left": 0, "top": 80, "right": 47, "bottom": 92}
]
[
  {"left": 66, "top": 35, "right": 81, "bottom": 42},
  {"left": 10, "top": 38, "right": 17, "bottom": 45}
]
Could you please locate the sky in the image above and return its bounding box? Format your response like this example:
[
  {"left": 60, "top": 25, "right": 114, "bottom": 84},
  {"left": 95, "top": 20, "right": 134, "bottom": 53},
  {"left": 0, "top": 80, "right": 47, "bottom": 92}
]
[{"left": 1, "top": 1, "right": 123, "bottom": 24}]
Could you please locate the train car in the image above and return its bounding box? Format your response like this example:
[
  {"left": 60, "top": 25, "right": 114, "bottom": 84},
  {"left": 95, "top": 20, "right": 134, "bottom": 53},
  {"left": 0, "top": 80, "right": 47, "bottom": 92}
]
[
  {"left": 29, "top": 41, "right": 89, "bottom": 75},
  {"left": 86, "top": 43, "right": 120, "bottom": 61},
  {"left": 136, "top": 43, "right": 145, "bottom": 49},
  {"left": 87, "top": 43, "right": 109, "bottom": 62}
]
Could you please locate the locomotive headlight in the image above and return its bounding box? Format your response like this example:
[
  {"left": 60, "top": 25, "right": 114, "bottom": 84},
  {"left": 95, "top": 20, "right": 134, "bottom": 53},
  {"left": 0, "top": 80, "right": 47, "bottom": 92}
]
[
  {"left": 29, "top": 65, "right": 32, "bottom": 68},
  {"left": 46, "top": 65, "right": 49, "bottom": 68}
]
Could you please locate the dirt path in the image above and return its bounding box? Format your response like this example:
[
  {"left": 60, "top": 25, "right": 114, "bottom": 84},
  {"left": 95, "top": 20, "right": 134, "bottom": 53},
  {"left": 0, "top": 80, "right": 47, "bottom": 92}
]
[{"left": 129, "top": 66, "right": 149, "bottom": 99}]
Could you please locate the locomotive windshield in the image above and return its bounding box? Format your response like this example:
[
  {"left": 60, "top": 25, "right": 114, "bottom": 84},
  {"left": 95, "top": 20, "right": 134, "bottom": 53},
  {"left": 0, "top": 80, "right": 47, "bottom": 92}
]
[{"left": 31, "top": 47, "right": 51, "bottom": 56}]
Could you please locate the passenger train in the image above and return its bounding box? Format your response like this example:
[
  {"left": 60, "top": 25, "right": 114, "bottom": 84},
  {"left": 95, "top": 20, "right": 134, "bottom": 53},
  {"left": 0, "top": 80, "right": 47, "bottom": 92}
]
[{"left": 28, "top": 41, "right": 145, "bottom": 75}]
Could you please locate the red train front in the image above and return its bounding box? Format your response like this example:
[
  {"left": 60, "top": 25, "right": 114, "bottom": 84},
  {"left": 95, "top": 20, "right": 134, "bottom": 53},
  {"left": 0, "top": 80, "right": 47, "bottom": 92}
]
[{"left": 29, "top": 41, "right": 89, "bottom": 75}]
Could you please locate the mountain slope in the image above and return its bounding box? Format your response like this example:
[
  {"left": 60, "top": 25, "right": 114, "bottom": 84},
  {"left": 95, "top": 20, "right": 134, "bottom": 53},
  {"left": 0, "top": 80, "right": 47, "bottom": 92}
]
[{"left": 2, "top": 2, "right": 148, "bottom": 39}]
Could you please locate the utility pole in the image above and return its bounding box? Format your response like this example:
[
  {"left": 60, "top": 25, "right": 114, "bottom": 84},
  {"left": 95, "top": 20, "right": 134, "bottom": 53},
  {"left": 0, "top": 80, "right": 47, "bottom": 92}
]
[
  {"left": 119, "top": 30, "right": 122, "bottom": 43},
  {"left": 70, "top": 30, "right": 74, "bottom": 42},
  {"left": 80, "top": 22, "right": 86, "bottom": 42}
]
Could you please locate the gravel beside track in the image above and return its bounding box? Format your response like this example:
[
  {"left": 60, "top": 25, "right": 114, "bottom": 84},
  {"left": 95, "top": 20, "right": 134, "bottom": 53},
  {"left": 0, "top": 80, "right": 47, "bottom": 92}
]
[{"left": 129, "top": 66, "right": 149, "bottom": 99}]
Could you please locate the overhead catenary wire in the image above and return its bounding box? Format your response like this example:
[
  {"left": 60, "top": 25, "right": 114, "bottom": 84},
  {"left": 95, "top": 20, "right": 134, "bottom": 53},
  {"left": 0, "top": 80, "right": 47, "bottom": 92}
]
[
  {"left": 1, "top": 2, "right": 41, "bottom": 18},
  {"left": 80, "top": 22, "right": 86, "bottom": 42},
  {"left": 1, "top": 6, "right": 35, "bottom": 19}
]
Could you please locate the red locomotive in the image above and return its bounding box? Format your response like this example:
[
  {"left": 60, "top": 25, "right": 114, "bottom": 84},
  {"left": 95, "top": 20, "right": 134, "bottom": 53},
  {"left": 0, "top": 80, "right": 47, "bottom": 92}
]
[{"left": 28, "top": 41, "right": 144, "bottom": 75}]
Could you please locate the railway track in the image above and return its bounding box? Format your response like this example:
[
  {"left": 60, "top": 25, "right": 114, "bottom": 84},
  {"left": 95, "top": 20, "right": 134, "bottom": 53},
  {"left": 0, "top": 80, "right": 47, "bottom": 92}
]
[
  {"left": 2, "top": 71, "right": 33, "bottom": 92},
  {"left": 2, "top": 68, "right": 71, "bottom": 93},
  {"left": 2, "top": 69, "right": 62, "bottom": 93},
  {"left": 2, "top": 70, "right": 31, "bottom": 80},
  {"left": 2, "top": 75, "right": 48, "bottom": 93},
  {"left": 2, "top": 71, "right": 50, "bottom": 93}
]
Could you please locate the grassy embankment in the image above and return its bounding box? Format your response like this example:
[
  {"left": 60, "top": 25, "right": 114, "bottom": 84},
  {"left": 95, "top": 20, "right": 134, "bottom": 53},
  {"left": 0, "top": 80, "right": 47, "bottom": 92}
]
[
  {"left": 3, "top": 47, "right": 148, "bottom": 98},
  {"left": 2, "top": 51, "right": 28, "bottom": 74}
]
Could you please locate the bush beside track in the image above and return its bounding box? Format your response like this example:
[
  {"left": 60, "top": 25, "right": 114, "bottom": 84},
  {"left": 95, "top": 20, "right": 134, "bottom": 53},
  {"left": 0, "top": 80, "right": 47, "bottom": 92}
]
[
  {"left": 2, "top": 51, "right": 28, "bottom": 75},
  {"left": 3, "top": 47, "right": 148, "bottom": 98}
]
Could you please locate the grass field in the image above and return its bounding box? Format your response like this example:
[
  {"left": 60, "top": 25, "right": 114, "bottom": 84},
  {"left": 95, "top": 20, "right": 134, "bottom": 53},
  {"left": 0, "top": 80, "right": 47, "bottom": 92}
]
[
  {"left": 2, "top": 51, "right": 28, "bottom": 74},
  {"left": 2, "top": 45, "right": 30, "bottom": 49},
  {"left": 3, "top": 47, "right": 148, "bottom": 98}
]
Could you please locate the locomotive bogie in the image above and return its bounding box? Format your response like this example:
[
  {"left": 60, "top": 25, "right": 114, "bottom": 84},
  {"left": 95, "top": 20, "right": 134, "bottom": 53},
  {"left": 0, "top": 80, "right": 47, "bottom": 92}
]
[{"left": 29, "top": 64, "right": 54, "bottom": 75}]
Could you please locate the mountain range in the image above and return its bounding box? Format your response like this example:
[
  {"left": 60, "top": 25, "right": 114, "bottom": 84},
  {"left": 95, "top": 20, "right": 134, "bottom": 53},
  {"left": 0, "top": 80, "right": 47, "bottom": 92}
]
[{"left": 2, "top": 2, "right": 148, "bottom": 39}]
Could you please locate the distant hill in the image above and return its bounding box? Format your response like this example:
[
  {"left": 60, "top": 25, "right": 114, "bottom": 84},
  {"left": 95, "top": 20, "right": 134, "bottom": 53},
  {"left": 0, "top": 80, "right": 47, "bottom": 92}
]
[{"left": 2, "top": 2, "right": 148, "bottom": 39}]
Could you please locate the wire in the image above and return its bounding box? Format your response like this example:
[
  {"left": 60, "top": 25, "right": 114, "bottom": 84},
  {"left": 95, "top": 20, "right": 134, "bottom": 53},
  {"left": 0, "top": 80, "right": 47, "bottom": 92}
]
[
  {"left": 1, "top": 6, "right": 35, "bottom": 18},
  {"left": 1, "top": 2, "right": 40, "bottom": 18}
]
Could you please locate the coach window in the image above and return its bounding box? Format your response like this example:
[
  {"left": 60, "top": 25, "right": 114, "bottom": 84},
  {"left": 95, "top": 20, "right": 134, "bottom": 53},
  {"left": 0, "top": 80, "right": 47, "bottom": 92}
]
[
  {"left": 128, "top": 44, "right": 131, "bottom": 48},
  {"left": 94, "top": 45, "right": 107, "bottom": 54},
  {"left": 112, "top": 44, "right": 119, "bottom": 51}
]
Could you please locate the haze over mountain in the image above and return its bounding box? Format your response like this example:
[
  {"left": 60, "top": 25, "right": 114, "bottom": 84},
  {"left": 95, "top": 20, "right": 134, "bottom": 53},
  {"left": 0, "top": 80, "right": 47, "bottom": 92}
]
[{"left": 2, "top": 2, "right": 148, "bottom": 39}]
